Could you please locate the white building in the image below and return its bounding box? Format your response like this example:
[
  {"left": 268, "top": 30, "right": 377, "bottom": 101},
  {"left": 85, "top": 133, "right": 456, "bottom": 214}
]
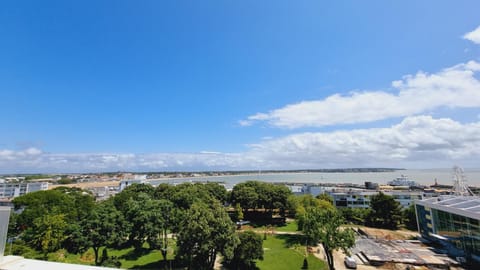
[
  {"left": 329, "top": 190, "right": 423, "bottom": 208},
  {"left": 0, "top": 182, "right": 49, "bottom": 199}
]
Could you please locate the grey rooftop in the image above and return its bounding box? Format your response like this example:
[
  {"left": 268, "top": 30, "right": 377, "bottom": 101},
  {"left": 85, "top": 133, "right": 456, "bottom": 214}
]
[{"left": 416, "top": 195, "right": 480, "bottom": 220}]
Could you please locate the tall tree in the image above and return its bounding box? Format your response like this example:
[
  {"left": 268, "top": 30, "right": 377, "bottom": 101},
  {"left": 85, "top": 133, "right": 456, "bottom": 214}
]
[
  {"left": 403, "top": 204, "right": 418, "bottom": 231},
  {"left": 77, "top": 201, "right": 129, "bottom": 265},
  {"left": 169, "top": 183, "right": 216, "bottom": 209},
  {"left": 28, "top": 214, "right": 68, "bottom": 257},
  {"left": 296, "top": 195, "right": 335, "bottom": 231},
  {"left": 225, "top": 231, "right": 263, "bottom": 270},
  {"left": 122, "top": 193, "right": 158, "bottom": 250},
  {"left": 13, "top": 188, "right": 95, "bottom": 235},
  {"left": 231, "top": 185, "right": 258, "bottom": 211},
  {"left": 145, "top": 199, "right": 176, "bottom": 267},
  {"left": 176, "top": 202, "right": 239, "bottom": 270},
  {"left": 367, "top": 192, "right": 403, "bottom": 230},
  {"left": 302, "top": 207, "right": 355, "bottom": 270}
]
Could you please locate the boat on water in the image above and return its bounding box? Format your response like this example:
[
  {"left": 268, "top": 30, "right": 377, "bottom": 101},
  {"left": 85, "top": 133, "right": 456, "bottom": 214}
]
[{"left": 387, "top": 175, "right": 420, "bottom": 187}]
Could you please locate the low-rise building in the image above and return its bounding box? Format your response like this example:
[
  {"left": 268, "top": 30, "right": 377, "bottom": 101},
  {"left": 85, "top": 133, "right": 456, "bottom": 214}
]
[
  {"left": 329, "top": 189, "right": 423, "bottom": 208},
  {"left": 415, "top": 195, "right": 480, "bottom": 264},
  {"left": 0, "top": 182, "right": 49, "bottom": 199}
]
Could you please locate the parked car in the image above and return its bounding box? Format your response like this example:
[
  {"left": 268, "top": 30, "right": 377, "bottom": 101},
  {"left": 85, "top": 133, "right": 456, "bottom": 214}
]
[{"left": 344, "top": 256, "right": 357, "bottom": 269}]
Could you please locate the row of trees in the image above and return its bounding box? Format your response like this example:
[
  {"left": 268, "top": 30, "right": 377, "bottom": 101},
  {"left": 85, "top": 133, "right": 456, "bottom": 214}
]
[
  {"left": 9, "top": 182, "right": 418, "bottom": 270},
  {"left": 9, "top": 182, "right": 272, "bottom": 269},
  {"left": 230, "top": 181, "right": 291, "bottom": 216}
]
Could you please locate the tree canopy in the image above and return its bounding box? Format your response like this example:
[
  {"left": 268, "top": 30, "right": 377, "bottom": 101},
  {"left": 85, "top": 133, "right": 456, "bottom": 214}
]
[
  {"left": 302, "top": 207, "right": 355, "bottom": 270},
  {"left": 230, "top": 181, "right": 291, "bottom": 216},
  {"left": 225, "top": 230, "right": 263, "bottom": 270},
  {"left": 176, "top": 202, "right": 239, "bottom": 270},
  {"left": 367, "top": 192, "right": 403, "bottom": 230}
]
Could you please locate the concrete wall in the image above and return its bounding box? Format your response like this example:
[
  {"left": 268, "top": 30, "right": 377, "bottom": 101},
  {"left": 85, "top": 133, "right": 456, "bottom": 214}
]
[{"left": 0, "top": 207, "right": 11, "bottom": 262}]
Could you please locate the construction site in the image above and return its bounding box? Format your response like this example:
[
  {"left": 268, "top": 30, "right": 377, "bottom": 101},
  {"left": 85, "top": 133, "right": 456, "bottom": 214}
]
[{"left": 330, "top": 226, "right": 465, "bottom": 270}]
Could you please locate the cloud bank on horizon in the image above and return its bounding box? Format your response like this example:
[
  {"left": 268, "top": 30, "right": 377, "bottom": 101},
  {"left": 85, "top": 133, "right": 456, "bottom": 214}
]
[
  {"left": 2, "top": 24, "right": 480, "bottom": 173},
  {"left": 2, "top": 115, "right": 480, "bottom": 173}
]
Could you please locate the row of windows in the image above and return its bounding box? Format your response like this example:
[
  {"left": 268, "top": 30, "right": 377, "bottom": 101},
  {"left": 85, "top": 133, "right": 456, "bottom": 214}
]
[{"left": 432, "top": 209, "right": 480, "bottom": 255}]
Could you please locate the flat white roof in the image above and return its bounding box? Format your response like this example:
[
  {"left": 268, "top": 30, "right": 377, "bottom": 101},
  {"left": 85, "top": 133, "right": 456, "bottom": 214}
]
[
  {"left": 0, "top": 256, "right": 120, "bottom": 270},
  {"left": 416, "top": 195, "right": 480, "bottom": 220}
]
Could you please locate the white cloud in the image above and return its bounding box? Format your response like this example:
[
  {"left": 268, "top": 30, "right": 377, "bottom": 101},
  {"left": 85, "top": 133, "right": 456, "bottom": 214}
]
[
  {"left": 464, "top": 25, "right": 480, "bottom": 44},
  {"left": 248, "top": 115, "right": 480, "bottom": 168},
  {"left": 2, "top": 116, "right": 480, "bottom": 172},
  {"left": 241, "top": 61, "right": 480, "bottom": 128}
]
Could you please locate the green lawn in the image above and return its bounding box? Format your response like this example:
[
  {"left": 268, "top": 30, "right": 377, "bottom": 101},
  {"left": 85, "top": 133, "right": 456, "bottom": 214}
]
[
  {"left": 11, "top": 233, "right": 327, "bottom": 270},
  {"left": 11, "top": 241, "right": 176, "bottom": 269},
  {"left": 256, "top": 235, "right": 327, "bottom": 270},
  {"left": 275, "top": 220, "right": 299, "bottom": 232}
]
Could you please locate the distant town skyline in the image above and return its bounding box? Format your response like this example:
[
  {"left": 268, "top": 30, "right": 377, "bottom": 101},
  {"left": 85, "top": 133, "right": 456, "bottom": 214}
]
[{"left": 1, "top": 1, "right": 480, "bottom": 173}]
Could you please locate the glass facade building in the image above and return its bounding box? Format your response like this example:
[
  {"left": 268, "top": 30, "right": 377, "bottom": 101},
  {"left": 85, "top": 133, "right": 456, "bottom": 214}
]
[{"left": 416, "top": 196, "right": 480, "bottom": 264}]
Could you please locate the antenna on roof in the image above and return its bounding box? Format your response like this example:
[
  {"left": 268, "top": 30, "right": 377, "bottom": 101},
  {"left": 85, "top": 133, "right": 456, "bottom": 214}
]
[{"left": 452, "top": 166, "right": 475, "bottom": 196}]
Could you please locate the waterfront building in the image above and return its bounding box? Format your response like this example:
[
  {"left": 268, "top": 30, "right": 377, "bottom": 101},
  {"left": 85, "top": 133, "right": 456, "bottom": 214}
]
[
  {"left": 415, "top": 195, "right": 480, "bottom": 264},
  {"left": 0, "top": 182, "right": 49, "bottom": 199},
  {"left": 328, "top": 189, "right": 423, "bottom": 208},
  {"left": 285, "top": 183, "right": 423, "bottom": 208}
]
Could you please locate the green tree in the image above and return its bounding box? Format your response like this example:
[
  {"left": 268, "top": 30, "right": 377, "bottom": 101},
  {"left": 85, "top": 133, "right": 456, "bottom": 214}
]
[
  {"left": 302, "top": 208, "right": 355, "bottom": 270},
  {"left": 169, "top": 183, "right": 216, "bottom": 209},
  {"left": 202, "top": 182, "right": 228, "bottom": 203},
  {"left": 54, "top": 187, "right": 95, "bottom": 221},
  {"left": 176, "top": 202, "right": 239, "bottom": 270},
  {"left": 269, "top": 185, "right": 291, "bottom": 216},
  {"left": 154, "top": 183, "right": 175, "bottom": 200},
  {"left": 316, "top": 193, "right": 333, "bottom": 205},
  {"left": 339, "top": 207, "right": 371, "bottom": 225},
  {"left": 225, "top": 231, "right": 263, "bottom": 270},
  {"left": 13, "top": 188, "right": 95, "bottom": 234},
  {"left": 145, "top": 199, "right": 176, "bottom": 267},
  {"left": 13, "top": 190, "right": 72, "bottom": 231},
  {"left": 367, "top": 192, "right": 403, "bottom": 230},
  {"left": 233, "top": 203, "right": 244, "bottom": 222},
  {"left": 296, "top": 195, "right": 335, "bottom": 231},
  {"left": 230, "top": 184, "right": 258, "bottom": 211},
  {"left": 403, "top": 204, "right": 418, "bottom": 231},
  {"left": 113, "top": 183, "right": 155, "bottom": 209},
  {"left": 286, "top": 195, "right": 300, "bottom": 217},
  {"left": 122, "top": 193, "right": 157, "bottom": 250},
  {"left": 7, "top": 212, "right": 19, "bottom": 238},
  {"left": 28, "top": 214, "right": 68, "bottom": 256},
  {"left": 230, "top": 181, "right": 291, "bottom": 217},
  {"left": 76, "top": 201, "right": 129, "bottom": 265}
]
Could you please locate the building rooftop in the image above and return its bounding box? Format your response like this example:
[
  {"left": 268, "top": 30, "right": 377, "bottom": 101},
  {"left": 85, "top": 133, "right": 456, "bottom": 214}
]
[{"left": 416, "top": 195, "right": 480, "bottom": 220}]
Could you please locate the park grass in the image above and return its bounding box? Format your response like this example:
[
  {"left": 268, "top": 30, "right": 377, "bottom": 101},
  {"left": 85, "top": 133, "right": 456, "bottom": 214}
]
[
  {"left": 12, "top": 233, "right": 326, "bottom": 270},
  {"left": 275, "top": 220, "right": 299, "bottom": 232},
  {"left": 12, "top": 241, "right": 176, "bottom": 269},
  {"left": 256, "top": 235, "right": 327, "bottom": 270}
]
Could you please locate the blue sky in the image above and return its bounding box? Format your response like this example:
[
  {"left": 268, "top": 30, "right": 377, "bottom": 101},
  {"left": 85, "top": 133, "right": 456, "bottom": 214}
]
[{"left": 1, "top": 1, "right": 480, "bottom": 173}]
